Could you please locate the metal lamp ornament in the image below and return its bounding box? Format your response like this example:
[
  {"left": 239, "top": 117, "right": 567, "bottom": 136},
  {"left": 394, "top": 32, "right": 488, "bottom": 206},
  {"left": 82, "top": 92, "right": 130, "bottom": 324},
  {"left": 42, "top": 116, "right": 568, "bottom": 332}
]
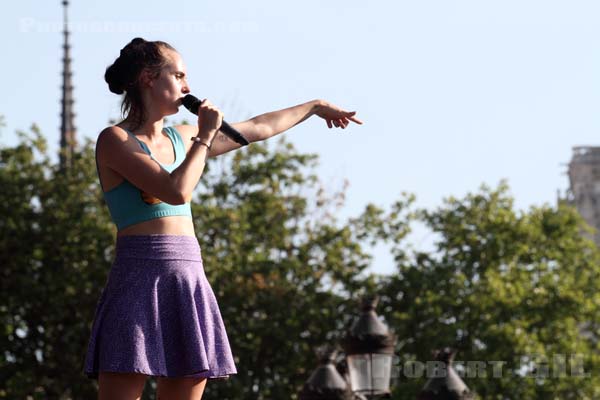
[
  {"left": 417, "top": 348, "right": 475, "bottom": 400},
  {"left": 299, "top": 347, "right": 353, "bottom": 400},
  {"left": 342, "top": 296, "right": 397, "bottom": 398}
]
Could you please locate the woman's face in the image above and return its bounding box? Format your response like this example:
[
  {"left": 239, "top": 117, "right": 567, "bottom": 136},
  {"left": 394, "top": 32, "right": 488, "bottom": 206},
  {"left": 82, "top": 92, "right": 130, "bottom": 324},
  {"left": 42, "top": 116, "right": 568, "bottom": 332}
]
[{"left": 148, "top": 49, "right": 190, "bottom": 116}]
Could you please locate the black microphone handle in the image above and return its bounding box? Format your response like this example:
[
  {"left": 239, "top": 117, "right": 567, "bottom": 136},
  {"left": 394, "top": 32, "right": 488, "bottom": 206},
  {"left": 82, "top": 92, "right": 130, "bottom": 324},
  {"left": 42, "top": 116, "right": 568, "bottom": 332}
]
[
  {"left": 218, "top": 120, "right": 250, "bottom": 146},
  {"left": 182, "top": 94, "right": 249, "bottom": 146}
]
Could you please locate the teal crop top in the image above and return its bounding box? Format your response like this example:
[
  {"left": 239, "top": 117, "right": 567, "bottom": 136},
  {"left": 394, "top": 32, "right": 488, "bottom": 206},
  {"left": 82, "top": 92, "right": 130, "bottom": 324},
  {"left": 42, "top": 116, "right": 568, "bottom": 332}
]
[{"left": 96, "top": 126, "right": 192, "bottom": 230}]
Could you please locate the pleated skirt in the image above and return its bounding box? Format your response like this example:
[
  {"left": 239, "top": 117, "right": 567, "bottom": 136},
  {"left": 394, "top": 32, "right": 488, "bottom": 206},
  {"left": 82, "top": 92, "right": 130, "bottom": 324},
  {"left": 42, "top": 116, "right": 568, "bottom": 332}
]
[{"left": 83, "top": 234, "right": 237, "bottom": 380}]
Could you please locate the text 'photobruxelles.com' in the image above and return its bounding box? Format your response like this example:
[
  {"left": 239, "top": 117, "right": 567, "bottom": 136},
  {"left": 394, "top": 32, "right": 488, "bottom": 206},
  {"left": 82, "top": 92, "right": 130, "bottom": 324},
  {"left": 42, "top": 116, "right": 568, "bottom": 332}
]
[{"left": 18, "top": 18, "right": 260, "bottom": 35}]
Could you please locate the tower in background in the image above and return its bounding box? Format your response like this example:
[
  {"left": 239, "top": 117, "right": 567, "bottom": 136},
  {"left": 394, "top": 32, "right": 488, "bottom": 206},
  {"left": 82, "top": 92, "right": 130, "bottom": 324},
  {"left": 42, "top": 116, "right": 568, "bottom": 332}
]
[
  {"left": 59, "top": 0, "right": 76, "bottom": 170},
  {"left": 567, "top": 146, "right": 600, "bottom": 245}
]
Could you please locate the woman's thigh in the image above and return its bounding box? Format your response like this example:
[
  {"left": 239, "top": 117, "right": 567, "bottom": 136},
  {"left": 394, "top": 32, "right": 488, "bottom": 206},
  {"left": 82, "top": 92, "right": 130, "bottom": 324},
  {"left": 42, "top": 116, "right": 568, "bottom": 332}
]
[
  {"left": 98, "top": 371, "right": 148, "bottom": 400},
  {"left": 156, "top": 376, "right": 207, "bottom": 400}
]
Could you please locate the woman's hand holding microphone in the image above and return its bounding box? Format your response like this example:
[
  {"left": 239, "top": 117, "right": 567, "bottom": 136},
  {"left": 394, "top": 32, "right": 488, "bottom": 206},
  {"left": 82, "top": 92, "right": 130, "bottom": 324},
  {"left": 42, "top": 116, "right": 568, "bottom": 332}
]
[{"left": 191, "top": 99, "right": 223, "bottom": 151}]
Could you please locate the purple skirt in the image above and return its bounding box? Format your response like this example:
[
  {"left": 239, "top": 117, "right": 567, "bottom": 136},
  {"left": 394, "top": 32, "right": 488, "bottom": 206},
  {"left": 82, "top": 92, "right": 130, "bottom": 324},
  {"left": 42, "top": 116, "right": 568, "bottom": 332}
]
[{"left": 83, "top": 234, "right": 237, "bottom": 380}]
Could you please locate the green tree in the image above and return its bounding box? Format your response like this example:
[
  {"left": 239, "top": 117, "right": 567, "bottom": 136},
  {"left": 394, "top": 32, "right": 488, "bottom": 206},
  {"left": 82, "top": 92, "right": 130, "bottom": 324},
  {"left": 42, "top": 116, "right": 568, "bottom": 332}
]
[
  {"left": 186, "top": 138, "right": 415, "bottom": 399},
  {"left": 0, "top": 126, "right": 406, "bottom": 399},
  {"left": 378, "top": 183, "right": 600, "bottom": 399},
  {"left": 5, "top": 123, "right": 596, "bottom": 399},
  {"left": 0, "top": 125, "right": 114, "bottom": 399}
]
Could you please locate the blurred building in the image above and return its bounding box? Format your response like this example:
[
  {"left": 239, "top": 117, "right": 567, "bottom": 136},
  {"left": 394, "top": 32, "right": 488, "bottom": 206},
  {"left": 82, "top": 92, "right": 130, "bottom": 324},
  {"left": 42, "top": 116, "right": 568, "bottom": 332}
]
[{"left": 566, "top": 146, "right": 600, "bottom": 245}]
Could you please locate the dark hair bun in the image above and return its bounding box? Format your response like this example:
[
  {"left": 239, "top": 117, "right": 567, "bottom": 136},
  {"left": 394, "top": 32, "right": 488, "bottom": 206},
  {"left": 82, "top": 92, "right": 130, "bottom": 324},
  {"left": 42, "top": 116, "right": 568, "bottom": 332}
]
[
  {"left": 104, "top": 37, "right": 149, "bottom": 95},
  {"left": 104, "top": 62, "right": 125, "bottom": 95}
]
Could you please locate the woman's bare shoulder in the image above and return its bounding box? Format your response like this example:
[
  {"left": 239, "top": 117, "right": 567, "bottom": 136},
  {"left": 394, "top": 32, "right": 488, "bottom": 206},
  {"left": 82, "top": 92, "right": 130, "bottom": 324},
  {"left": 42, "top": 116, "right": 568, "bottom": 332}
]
[
  {"left": 97, "top": 125, "right": 128, "bottom": 142},
  {"left": 95, "top": 126, "right": 132, "bottom": 159}
]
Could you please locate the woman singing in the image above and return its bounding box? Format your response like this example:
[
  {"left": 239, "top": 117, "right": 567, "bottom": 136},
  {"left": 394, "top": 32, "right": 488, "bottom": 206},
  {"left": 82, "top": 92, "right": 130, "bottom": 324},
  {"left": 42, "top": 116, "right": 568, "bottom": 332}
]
[{"left": 83, "top": 37, "right": 362, "bottom": 399}]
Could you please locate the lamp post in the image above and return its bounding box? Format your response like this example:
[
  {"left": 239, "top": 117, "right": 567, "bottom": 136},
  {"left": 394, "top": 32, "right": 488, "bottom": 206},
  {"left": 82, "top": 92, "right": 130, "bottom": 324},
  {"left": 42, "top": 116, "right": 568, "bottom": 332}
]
[
  {"left": 342, "top": 297, "right": 397, "bottom": 398},
  {"left": 417, "top": 348, "right": 475, "bottom": 400},
  {"left": 299, "top": 347, "right": 354, "bottom": 400}
]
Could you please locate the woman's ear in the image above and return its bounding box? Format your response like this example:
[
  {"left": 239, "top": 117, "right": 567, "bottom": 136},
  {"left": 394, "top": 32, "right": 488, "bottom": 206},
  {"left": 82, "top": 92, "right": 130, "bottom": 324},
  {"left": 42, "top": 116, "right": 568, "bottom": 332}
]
[{"left": 140, "top": 69, "right": 154, "bottom": 88}]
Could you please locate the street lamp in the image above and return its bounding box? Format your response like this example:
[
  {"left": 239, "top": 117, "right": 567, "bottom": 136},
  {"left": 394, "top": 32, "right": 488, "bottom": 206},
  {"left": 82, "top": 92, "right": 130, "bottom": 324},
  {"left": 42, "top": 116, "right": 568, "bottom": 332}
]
[
  {"left": 417, "top": 348, "right": 475, "bottom": 400},
  {"left": 299, "top": 347, "right": 354, "bottom": 400},
  {"left": 342, "top": 296, "right": 397, "bottom": 398}
]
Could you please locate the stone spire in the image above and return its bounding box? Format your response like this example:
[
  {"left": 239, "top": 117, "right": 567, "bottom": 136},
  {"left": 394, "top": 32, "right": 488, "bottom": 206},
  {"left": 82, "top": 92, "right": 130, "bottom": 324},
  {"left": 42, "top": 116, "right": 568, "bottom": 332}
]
[{"left": 59, "top": 0, "right": 76, "bottom": 170}]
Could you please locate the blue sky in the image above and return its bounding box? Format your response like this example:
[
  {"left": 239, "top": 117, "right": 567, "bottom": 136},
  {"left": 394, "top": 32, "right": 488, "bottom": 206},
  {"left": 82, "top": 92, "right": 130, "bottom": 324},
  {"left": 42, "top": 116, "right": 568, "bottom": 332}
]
[{"left": 2, "top": 1, "right": 600, "bottom": 274}]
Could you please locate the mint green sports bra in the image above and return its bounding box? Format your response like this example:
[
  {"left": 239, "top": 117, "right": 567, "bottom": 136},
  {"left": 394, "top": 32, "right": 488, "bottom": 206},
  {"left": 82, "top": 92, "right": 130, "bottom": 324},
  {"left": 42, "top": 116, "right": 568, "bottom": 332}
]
[{"left": 96, "top": 126, "right": 192, "bottom": 230}]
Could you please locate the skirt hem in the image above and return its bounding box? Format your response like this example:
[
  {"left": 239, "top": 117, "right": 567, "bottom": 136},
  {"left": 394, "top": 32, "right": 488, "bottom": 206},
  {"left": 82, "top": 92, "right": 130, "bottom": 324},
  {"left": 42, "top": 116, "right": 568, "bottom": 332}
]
[{"left": 84, "top": 367, "right": 237, "bottom": 381}]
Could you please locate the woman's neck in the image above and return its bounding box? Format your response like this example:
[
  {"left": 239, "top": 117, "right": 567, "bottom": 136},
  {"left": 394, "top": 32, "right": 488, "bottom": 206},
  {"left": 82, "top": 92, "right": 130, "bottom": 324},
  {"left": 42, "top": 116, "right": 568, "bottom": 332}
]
[{"left": 121, "top": 117, "right": 165, "bottom": 142}]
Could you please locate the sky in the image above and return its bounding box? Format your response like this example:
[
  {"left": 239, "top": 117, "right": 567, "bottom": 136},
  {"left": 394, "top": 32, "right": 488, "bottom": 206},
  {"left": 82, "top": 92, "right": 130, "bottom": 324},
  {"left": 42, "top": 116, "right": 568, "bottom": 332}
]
[{"left": 2, "top": 1, "right": 600, "bottom": 275}]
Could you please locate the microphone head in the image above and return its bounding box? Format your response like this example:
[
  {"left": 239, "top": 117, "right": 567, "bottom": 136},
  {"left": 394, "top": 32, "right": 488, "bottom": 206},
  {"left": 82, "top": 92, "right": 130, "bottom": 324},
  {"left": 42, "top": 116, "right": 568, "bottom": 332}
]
[{"left": 181, "top": 94, "right": 201, "bottom": 115}]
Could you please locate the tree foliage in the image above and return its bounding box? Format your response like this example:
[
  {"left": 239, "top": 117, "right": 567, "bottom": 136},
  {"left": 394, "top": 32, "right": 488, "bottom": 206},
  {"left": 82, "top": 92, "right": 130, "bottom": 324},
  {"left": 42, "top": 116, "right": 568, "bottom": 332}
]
[
  {"left": 191, "top": 139, "right": 401, "bottom": 399},
  {"left": 1, "top": 124, "right": 599, "bottom": 399},
  {"left": 0, "top": 126, "right": 114, "bottom": 398},
  {"left": 0, "top": 127, "right": 399, "bottom": 399},
  {"left": 379, "top": 183, "right": 600, "bottom": 399}
]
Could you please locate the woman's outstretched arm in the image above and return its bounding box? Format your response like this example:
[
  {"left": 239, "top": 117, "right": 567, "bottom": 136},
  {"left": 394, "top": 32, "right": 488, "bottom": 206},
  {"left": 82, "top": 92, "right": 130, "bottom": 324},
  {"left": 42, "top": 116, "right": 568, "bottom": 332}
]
[
  {"left": 177, "top": 99, "right": 363, "bottom": 158},
  {"left": 247, "top": 98, "right": 363, "bottom": 138}
]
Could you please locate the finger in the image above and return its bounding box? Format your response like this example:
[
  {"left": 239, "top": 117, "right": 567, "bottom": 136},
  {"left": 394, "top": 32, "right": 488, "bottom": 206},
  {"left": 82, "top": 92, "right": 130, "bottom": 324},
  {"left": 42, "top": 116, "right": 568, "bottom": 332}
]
[
  {"left": 348, "top": 116, "right": 364, "bottom": 125},
  {"left": 333, "top": 120, "right": 340, "bottom": 128},
  {"left": 327, "top": 119, "right": 333, "bottom": 128},
  {"left": 338, "top": 119, "right": 346, "bottom": 129}
]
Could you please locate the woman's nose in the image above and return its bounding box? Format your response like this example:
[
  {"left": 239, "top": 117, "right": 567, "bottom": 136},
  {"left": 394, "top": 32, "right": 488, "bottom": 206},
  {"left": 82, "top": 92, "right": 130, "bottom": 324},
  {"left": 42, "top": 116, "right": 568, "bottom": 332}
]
[{"left": 182, "top": 80, "right": 190, "bottom": 94}]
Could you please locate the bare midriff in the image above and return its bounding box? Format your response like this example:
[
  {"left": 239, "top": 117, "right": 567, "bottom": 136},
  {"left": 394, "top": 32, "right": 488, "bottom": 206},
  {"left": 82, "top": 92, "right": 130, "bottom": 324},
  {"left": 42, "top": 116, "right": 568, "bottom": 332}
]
[{"left": 116, "top": 216, "right": 196, "bottom": 237}]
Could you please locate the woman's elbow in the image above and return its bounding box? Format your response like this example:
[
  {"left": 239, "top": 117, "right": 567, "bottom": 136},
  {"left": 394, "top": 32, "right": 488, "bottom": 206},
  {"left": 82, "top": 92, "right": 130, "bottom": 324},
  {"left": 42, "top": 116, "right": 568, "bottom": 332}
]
[
  {"left": 164, "top": 180, "right": 190, "bottom": 204},
  {"left": 160, "top": 190, "right": 188, "bottom": 205},
  {"left": 178, "top": 191, "right": 193, "bottom": 204}
]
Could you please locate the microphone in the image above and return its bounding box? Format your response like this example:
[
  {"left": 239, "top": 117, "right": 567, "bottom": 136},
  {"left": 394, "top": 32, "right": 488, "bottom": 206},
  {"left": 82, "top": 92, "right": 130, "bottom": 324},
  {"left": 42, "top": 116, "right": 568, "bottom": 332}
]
[{"left": 181, "top": 94, "right": 250, "bottom": 146}]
